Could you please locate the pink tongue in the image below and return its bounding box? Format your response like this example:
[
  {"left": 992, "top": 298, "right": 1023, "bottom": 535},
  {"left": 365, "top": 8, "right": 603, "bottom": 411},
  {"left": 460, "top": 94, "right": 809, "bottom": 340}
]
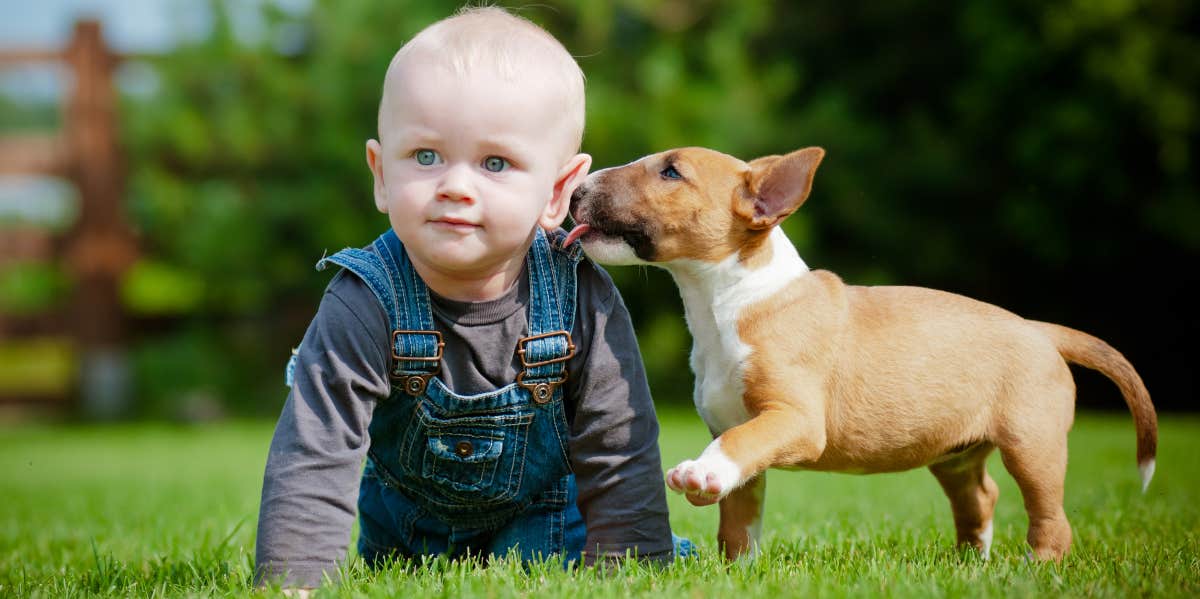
[{"left": 563, "top": 223, "right": 591, "bottom": 246}]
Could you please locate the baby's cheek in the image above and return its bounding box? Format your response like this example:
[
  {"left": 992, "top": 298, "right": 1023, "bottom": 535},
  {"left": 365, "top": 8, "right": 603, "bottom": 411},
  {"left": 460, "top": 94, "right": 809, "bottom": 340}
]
[{"left": 491, "top": 198, "right": 543, "bottom": 232}]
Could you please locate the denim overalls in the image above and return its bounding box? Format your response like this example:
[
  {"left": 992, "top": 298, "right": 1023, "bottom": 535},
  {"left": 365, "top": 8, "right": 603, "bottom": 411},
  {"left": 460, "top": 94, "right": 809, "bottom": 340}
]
[{"left": 306, "top": 227, "right": 587, "bottom": 565}]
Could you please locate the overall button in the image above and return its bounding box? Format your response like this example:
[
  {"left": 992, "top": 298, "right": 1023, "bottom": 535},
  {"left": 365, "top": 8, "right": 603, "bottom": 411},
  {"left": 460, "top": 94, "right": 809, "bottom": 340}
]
[
  {"left": 403, "top": 376, "right": 427, "bottom": 396},
  {"left": 455, "top": 441, "right": 474, "bottom": 458}
]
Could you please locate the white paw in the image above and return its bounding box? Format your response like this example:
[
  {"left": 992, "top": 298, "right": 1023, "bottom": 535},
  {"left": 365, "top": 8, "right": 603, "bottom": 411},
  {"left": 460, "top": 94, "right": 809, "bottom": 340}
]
[
  {"left": 667, "top": 459, "right": 726, "bottom": 497},
  {"left": 665, "top": 442, "right": 742, "bottom": 504}
]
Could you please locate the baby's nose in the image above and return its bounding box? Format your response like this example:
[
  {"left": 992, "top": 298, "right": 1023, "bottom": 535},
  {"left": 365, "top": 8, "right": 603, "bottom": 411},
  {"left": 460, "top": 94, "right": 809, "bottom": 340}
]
[{"left": 436, "top": 163, "right": 476, "bottom": 203}]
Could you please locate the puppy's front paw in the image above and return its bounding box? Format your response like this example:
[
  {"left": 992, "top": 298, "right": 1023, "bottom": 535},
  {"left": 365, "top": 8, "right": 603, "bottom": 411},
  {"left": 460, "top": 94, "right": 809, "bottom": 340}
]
[{"left": 666, "top": 456, "right": 740, "bottom": 506}]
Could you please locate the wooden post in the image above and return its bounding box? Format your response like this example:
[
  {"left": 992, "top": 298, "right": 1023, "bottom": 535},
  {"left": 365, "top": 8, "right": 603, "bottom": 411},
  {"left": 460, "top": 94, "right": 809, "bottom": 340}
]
[
  {"left": 0, "top": 20, "right": 137, "bottom": 415},
  {"left": 62, "top": 21, "right": 137, "bottom": 418}
]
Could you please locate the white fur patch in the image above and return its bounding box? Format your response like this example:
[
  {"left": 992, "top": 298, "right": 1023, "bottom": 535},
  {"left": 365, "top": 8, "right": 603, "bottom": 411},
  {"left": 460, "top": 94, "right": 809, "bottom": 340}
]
[
  {"left": 980, "top": 519, "right": 994, "bottom": 560},
  {"left": 743, "top": 479, "right": 766, "bottom": 561},
  {"left": 579, "top": 237, "right": 645, "bottom": 265},
  {"left": 669, "top": 438, "right": 743, "bottom": 498},
  {"left": 1139, "top": 459, "right": 1155, "bottom": 493},
  {"left": 743, "top": 518, "right": 763, "bottom": 561},
  {"left": 667, "top": 228, "right": 809, "bottom": 435}
]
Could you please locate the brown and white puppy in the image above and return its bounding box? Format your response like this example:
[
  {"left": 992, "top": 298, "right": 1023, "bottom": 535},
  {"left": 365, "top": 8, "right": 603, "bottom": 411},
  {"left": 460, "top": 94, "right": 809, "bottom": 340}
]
[{"left": 565, "top": 146, "right": 1157, "bottom": 562}]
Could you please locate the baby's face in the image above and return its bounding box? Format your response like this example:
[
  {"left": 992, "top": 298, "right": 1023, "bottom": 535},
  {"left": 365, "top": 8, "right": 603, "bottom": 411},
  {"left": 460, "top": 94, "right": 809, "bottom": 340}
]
[{"left": 370, "top": 60, "right": 573, "bottom": 285}]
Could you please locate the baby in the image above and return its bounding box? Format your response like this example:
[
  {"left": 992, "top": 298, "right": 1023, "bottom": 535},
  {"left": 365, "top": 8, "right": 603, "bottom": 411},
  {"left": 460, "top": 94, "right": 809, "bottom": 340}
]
[{"left": 254, "top": 6, "right": 685, "bottom": 590}]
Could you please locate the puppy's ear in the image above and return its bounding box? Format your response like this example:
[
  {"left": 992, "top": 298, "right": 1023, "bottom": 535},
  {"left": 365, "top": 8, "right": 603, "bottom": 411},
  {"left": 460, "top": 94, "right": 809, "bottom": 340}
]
[{"left": 736, "top": 147, "right": 825, "bottom": 229}]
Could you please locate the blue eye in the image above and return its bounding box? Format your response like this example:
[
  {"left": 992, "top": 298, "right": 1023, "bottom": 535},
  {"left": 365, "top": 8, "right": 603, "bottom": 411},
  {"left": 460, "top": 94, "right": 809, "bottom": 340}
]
[
  {"left": 661, "top": 164, "right": 682, "bottom": 180},
  {"left": 414, "top": 149, "right": 440, "bottom": 165},
  {"left": 483, "top": 156, "right": 509, "bottom": 173}
]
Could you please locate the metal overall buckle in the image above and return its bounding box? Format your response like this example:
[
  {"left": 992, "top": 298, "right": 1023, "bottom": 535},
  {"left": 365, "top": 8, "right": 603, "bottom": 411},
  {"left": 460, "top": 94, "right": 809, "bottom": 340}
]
[
  {"left": 390, "top": 330, "right": 444, "bottom": 396},
  {"left": 515, "top": 331, "right": 576, "bottom": 404}
]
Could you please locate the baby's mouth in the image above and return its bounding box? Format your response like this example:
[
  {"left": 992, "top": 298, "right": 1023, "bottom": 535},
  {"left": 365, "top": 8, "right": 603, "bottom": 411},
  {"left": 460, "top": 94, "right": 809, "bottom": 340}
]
[
  {"left": 431, "top": 216, "right": 480, "bottom": 231},
  {"left": 563, "top": 223, "right": 591, "bottom": 246}
]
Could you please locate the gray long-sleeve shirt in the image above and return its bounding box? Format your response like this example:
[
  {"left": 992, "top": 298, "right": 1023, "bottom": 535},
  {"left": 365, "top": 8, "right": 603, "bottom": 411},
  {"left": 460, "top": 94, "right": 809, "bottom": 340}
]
[{"left": 254, "top": 256, "right": 672, "bottom": 587}]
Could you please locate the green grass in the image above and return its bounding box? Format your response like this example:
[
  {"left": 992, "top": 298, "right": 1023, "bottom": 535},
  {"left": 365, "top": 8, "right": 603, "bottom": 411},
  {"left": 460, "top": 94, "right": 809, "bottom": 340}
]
[{"left": 2, "top": 408, "right": 1198, "bottom": 597}]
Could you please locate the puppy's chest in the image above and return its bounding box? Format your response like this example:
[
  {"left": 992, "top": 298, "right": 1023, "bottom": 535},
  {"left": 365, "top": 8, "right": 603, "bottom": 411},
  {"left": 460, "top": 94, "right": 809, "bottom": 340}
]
[
  {"left": 676, "top": 228, "right": 810, "bottom": 435},
  {"left": 687, "top": 304, "right": 753, "bottom": 434}
]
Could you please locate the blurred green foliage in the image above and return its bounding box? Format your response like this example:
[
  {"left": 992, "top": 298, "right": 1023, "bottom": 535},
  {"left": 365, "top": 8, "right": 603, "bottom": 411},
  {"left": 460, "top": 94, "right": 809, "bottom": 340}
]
[
  {"left": 0, "top": 95, "right": 59, "bottom": 132},
  {"left": 0, "top": 262, "right": 70, "bottom": 315},
  {"left": 0, "top": 337, "right": 75, "bottom": 396},
  {"left": 11, "top": 0, "right": 1196, "bottom": 416}
]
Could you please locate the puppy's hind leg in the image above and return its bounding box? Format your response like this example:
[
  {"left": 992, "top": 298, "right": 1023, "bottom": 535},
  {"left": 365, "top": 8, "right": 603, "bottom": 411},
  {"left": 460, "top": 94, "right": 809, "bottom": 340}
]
[
  {"left": 999, "top": 434, "right": 1072, "bottom": 561},
  {"left": 994, "top": 375, "right": 1075, "bottom": 561},
  {"left": 718, "top": 473, "right": 766, "bottom": 561},
  {"left": 929, "top": 443, "right": 999, "bottom": 559}
]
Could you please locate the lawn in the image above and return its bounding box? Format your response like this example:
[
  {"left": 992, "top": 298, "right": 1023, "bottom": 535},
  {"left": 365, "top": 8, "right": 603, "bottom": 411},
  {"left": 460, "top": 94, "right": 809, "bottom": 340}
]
[{"left": 2, "top": 407, "right": 1197, "bottom": 597}]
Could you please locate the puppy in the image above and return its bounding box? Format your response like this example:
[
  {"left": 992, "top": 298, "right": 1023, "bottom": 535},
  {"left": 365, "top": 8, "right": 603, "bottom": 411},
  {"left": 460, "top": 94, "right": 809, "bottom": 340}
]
[{"left": 565, "top": 146, "right": 1156, "bottom": 561}]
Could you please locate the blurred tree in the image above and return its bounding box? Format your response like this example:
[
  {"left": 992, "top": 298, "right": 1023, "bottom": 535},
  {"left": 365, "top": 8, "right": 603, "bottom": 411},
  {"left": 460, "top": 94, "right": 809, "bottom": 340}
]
[
  {"left": 106, "top": 0, "right": 1195, "bottom": 416},
  {"left": 755, "top": 0, "right": 1199, "bottom": 409}
]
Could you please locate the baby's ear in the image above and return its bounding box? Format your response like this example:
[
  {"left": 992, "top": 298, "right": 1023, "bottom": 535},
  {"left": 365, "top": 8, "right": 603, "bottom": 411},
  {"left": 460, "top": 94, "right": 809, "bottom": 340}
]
[
  {"left": 541, "top": 153, "right": 592, "bottom": 230},
  {"left": 365, "top": 139, "right": 388, "bottom": 214}
]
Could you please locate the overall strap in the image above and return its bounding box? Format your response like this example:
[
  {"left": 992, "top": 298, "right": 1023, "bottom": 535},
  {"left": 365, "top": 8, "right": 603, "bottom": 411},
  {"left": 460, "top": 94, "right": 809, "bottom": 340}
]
[
  {"left": 316, "top": 243, "right": 400, "bottom": 328},
  {"left": 318, "top": 229, "right": 443, "bottom": 396},
  {"left": 516, "top": 228, "right": 585, "bottom": 403}
]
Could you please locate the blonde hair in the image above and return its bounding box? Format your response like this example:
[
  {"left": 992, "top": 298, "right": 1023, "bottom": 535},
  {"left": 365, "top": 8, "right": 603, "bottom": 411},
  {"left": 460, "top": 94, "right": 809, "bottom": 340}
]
[{"left": 379, "top": 6, "right": 586, "bottom": 157}]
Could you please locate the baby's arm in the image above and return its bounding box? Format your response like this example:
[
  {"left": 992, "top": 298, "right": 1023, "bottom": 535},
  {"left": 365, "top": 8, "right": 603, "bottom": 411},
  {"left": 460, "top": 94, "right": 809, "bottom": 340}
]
[
  {"left": 567, "top": 263, "right": 675, "bottom": 566},
  {"left": 255, "top": 273, "right": 391, "bottom": 588}
]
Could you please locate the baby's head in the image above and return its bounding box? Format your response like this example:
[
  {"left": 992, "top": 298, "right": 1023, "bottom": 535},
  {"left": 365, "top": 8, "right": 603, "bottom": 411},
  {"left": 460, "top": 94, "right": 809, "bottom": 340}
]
[
  {"left": 379, "top": 6, "right": 585, "bottom": 161},
  {"left": 366, "top": 7, "right": 591, "bottom": 299}
]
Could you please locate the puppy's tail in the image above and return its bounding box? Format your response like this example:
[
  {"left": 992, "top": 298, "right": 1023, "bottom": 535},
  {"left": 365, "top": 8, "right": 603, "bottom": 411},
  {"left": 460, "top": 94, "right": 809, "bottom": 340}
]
[{"left": 1031, "top": 321, "right": 1157, "bottom": 492}]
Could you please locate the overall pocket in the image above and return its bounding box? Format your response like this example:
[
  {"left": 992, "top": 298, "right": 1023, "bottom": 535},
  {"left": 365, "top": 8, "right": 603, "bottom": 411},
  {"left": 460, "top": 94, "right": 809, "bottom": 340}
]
[{"left": 413, "top": 404, "right": 533, "bottom": 504}]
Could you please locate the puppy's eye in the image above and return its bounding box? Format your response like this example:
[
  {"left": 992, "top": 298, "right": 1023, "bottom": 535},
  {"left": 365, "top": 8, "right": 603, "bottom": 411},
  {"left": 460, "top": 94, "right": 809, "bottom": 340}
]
[{"left": 660, "top": 165, "right": 682, "bottom": 180}]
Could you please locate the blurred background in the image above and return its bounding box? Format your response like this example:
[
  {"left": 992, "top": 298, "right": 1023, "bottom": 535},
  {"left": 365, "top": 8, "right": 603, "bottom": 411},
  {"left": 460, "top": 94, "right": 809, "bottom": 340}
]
[{"left": 0, "top": 0, "right": 1196, "bottom": 421}]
